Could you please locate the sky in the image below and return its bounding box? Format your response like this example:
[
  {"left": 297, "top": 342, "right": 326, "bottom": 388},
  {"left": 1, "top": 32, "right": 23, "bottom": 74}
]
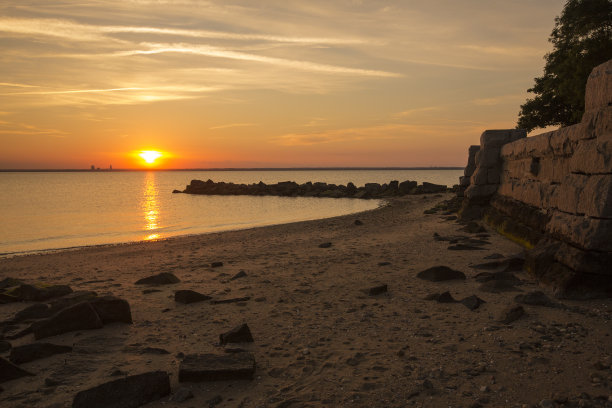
[{"left": 0, "top": 0, "right": 566, "bottom": 169}]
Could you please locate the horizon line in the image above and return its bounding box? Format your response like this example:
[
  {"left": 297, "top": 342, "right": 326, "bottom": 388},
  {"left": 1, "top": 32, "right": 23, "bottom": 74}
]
[{"left": 0, "top": 166, "right": 464, "bottom": 172}]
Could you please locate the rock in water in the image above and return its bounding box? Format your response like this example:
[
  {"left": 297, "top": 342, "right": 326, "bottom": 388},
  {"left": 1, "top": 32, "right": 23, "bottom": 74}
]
[
  {"left": 9, "top": 342, "right": 72, "bottom": 364},
  {"left": 179, "top": 352, "right": 256, "bottom": 382},
  {"left": 89, "top": 296, "right": 133, "bottom": 324},
  {"left": 219, "top": 323, "right": 254, "bottom": 345},
  {"left": 498, "top": 304, "right": 525, "bottom": 324},
  {"left": 135, "top": 273, "right": 180, "bottom": 285},
  {"left": 416, "top": 266, "right": 466, "bottom": 282},
  {"left": 72, "top": 371, "right": 171, "bottom": 408},
  {"left": 31, "top": 302, "right": 103, "bottom": 340},
  {"left": 175, "top": 290, "right": 212, "bottom": 304},
  {"left": 0, "top": 357, "right": 34, "bottom": 383}
]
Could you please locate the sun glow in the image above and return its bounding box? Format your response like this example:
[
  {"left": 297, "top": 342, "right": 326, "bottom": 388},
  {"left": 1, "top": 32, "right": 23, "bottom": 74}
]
[{"left": 139, "top": 150, "right": 162, "bottom": 164}]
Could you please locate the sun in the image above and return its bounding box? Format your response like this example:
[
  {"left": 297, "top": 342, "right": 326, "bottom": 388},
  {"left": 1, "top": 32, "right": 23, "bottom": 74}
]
[{"left": 139, "top": 150, "right": 162, "bottom": 165}]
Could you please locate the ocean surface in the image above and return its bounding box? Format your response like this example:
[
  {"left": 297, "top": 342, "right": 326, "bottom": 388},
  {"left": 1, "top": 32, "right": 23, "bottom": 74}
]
[{"left": 0, "top": 169, "right": 462, "bottom": 256}]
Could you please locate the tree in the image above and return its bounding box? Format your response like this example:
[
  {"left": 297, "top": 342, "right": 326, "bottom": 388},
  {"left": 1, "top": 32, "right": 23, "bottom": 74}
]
[{"left": 517, "top": 0, "right": 612, "bottom": 132}]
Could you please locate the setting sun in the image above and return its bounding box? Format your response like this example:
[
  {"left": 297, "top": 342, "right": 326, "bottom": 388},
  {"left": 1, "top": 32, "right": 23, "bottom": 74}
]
[{"left": 139, "top": 150, "right": 162, "bottom": 165}]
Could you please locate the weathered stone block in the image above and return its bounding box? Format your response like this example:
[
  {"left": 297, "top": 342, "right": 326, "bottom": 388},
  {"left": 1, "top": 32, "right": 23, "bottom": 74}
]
[
  {"left": 465, "top": 184, "right": 498, "bottom": 199},
  {"left": 550, "top": 124, "right": 588, "bottom": 156},
  {"left": 549, "top": 174, "right": 584, "bottom": 214},
  {"left": 524, "top": 132, "right": 553, "bottom": 157},
  {"left": 480, "top": 129, "right": 526, "bottom": 149},
  {"left": 577, "top": 174, "right": 612, "bottom": 218},
  {"left": 570, "top": 138, "right": 612, "bottom": 174},
  {"left": 472, "top": 168, "right": 489, "bottom": 185},
  {"left": 32, "top": 302, "right": 103, "bottom": 340},
  {"left": 464, "top": 145, "right": 480, "bottom": 177},
  {"left": 487, "top": 168, "right": 500, "bottom": 184},
  {"left": 582, "top": 106, "right": 612, "bottom": 141},
  {"left": 546, "top": 211, "right": 612, "bottom": 252},
  {"left": 477, "top": 147, "right": 504, "bottom": 168},
  {"left": 584, "top": 59, "right": 612, "bottom": 112}
]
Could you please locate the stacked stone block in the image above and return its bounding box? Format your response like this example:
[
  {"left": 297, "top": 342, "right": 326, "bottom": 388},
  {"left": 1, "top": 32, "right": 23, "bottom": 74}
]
[
  {"left": 457, "top": 145, "right": 480, "bottom": 197},
  {"left": 475, "top": 59, "right": 612, "bottom": 297}
]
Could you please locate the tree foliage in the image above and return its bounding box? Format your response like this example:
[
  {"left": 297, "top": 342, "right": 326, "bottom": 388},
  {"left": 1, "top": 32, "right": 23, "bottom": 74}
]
[{"left": 517, "top": 0, "right": 612, "bottom": 132}]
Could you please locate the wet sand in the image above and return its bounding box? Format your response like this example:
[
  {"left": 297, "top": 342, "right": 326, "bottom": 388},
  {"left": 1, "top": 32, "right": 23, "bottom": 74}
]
[{"left": 1, "top": 193, "right": 611, "bottom": 408}]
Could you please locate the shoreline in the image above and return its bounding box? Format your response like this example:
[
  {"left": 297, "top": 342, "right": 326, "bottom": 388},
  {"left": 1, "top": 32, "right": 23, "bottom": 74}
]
[
  {"left": 0, "top": 199, "right": 388, "bottom": 259},
  {"left": 1, "top": 193, "right": 611, "bottom": 407}
]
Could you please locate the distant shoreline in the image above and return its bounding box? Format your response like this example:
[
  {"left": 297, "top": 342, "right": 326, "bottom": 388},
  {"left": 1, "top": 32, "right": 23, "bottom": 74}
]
[{"left": 0, "top": 167, "right": 463, "bottom": 173}]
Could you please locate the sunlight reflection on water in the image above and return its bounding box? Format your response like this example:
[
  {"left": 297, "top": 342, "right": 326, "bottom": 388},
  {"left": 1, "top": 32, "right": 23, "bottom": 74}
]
[{"left": 142, "top": 172, "right": 160, "bottom": 240}]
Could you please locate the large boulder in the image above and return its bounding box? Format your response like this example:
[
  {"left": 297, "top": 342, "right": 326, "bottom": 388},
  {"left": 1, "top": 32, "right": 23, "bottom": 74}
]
[
  {"left": 10, "top": 284, "right": 72, "bottom": 301},
  {"left": 31, "top": 302, "right": 103, "bottom": 340},
  {"left": 9, "top": 342, "right": 72, "bottom": 364},
  {"left": 175, "top": 290, "right": 212, "bottom": 304},
  {"left": 89, "top": 296, "right": 133, "bottom": 324},
  {"left": 72, "top": 371, "right": 171, "bottom": 408},
  {"left": 0, "top": 357, "right": 34, "bottom": 383}
]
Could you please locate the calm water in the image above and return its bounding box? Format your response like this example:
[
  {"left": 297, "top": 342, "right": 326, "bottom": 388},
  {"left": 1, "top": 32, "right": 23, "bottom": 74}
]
[{"left": 0, "top": 170, "right": 462, "bottom": 255}]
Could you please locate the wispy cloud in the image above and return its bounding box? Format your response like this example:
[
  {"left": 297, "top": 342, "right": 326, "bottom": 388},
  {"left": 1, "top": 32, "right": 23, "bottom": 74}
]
[
  {"left": 471, "top": 93, "right": 524, "bottom": 106},
  {"left": 0, "top": 121, "right": 68, "bottom": 137},
  {"left": 118, "top": 43, "right": 400, "bottom": 77},
  {"left": 209, "top": 123, "right": 258, "bottom": 130}
]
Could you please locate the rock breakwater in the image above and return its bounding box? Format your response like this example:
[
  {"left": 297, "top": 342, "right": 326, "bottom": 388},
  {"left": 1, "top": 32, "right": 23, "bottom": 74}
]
[{"left": 175, "top": 179, "right": 450, "bottom": 199}]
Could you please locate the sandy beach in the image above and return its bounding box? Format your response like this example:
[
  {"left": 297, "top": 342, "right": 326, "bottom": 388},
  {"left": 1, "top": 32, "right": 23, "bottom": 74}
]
[{"left": 1, "top": 193, "right": 611, "bottom": 408}]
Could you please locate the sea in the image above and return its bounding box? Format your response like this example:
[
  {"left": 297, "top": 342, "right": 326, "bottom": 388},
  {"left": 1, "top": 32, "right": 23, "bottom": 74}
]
[{"left": 0, "top": 169, "right": 463, "bottom": 256}]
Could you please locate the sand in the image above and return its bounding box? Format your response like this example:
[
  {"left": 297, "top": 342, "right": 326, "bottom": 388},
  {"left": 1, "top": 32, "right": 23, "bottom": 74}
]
[{"left": 1, "top": 193, "right": 611, "bottom": 408}]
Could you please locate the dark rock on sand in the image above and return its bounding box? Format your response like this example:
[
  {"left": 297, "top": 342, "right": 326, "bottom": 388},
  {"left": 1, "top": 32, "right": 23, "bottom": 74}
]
[
  {"left": 474, "top": 271, "right": 522, "bottom": 284},
  {"left": 515, "top": 291, "right": 557, "bottom": 307},
  {"left": 13, "top": 303, "right": 51, "bottom": 322},
  {"left": 32, "top": 302, "right": 103, "bottom": 340},
  {"left": 436, "top": 291, "right": 457, "bottom": 303},
  {"left": 179, "top": 352, "right": 256, "bottom": 382},
  {"left": 0, "top": 277, "right": 22, "bottom": 289},
  {"left": 448, "top": 244, "right": 485, "bottom": 251},
  {"left": 211, "top": 262, "right": 224, "bottom": 268},
  {"left": 72, "top": 371, "right": 171, "bottom": 408},
  {"left": 460, "top": 221, "right": 487, "bottom": 234},
  {"left": 48, "top": 291, "right": 98, "bottom": 314},
  {"left": 220, "top": 323, "right": 254, "bottom": 345},
  {"left": 0, "top": 293, "right": 19, "bottom": 304},
  {"left": 141, "top": 347, "right": 170, "bottom": 355},
  {"left": 143, "top": 289, "right": 161, "bottom": 294},
  {"left": 479, "top": 279, "right": 521, "bottom": 293},
  {"left": 11, "top": 284, "right": 73, "bottom": 301},
  {"left": 211, "top": 296, "right": 251, "bottom": 305},
  {"left": 175, "top": 290, "right": 212, "bottom": 304},
  {"left": 498, "top": 304, "right": 525, "bottom": 324},
  {"left": 90, "top": 296, "right": 133, "bottom": 324},
  {"left": 230, "top": 270, "right": 247, "bottom": 281},
  {"left": 367, "top": 284, "right": 388, "bottom": 296},
  {"left": 170, "top": 386, "right": 194, "bottom": 402},
  {"left": 483, "top": 253, "right": 505, "bottom": 259},
  {"left": 135, "top": 272, "right": 180, "bottom": 285},
  {"left": 0, "top": 340, "right": 11, "bottom": 353},
  {"left": 461, "top": 295, "right": 486, "bottom": 310},
  {"left": 417, "top": 266, "right": 466, "bottom": 282},
  {"left": 318, "top": 242, "right": 332, "bottom": 248},
  {"left": 0, "top": 357, "right": 34, "bottom": 383},
  {"left": 354, "top": 219, "right": 363, "bottom": 225},
  {"left": 9, "top": 342, "right": 72, "bottom": 364}
]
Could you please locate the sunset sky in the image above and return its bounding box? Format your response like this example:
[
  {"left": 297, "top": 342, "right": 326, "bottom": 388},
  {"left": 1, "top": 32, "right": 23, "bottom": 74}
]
[{"left": 0, "top": 0, "right": 565, "bottom": 169}]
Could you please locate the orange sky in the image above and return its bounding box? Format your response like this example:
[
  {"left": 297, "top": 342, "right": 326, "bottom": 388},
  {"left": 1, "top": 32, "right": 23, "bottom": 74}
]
[{"left": 0, "top": 1, "right": 565, "bottom": 169}]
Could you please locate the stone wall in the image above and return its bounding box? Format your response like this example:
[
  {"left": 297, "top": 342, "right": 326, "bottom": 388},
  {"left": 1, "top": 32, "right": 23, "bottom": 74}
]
[{"left": 459, "top": 59, "right": 612, "bottom": 298}]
